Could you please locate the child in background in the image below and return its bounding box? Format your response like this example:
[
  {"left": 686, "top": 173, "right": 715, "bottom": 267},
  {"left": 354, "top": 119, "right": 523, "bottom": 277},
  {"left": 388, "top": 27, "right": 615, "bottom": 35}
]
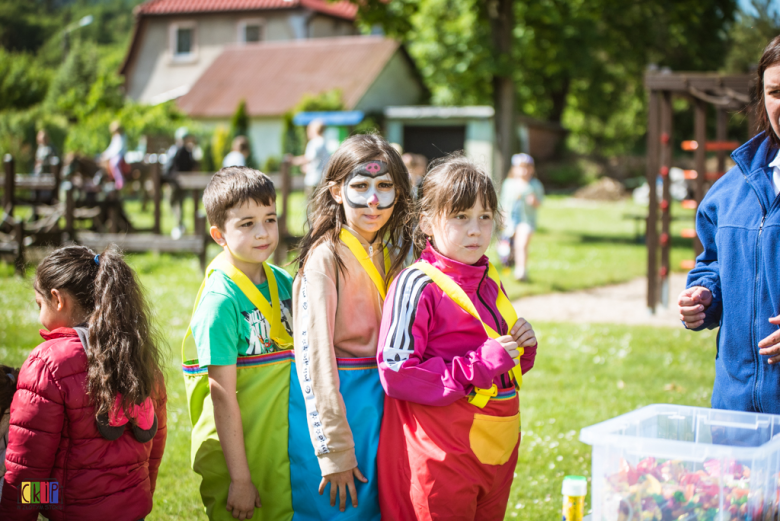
[
  {"left": 0, "top": 366, "right": 20, "bottom": 499},
  {"left": 291, "top": 134, "right": 412, "bottom": 520},
  {"left": 500, "top": 153, "right": 544, "bottom": 281},
  {"left": 0, "top": 246, "right": 167, "bottom": 521},
  {"left": 377, "top": 155, "right": 538, "bottom": 520},
  {"left": 222, "top": 136, "right": 251, "bottom": 168},
  {"left": 184, "top": 167, "right": 294, "bottom": 521}
]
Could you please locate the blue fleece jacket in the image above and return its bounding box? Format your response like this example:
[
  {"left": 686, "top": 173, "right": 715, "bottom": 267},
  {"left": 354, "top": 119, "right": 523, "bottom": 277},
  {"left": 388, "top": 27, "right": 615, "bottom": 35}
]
[{"left": 686, "top": 131, "right": 780, "bottom": 413}]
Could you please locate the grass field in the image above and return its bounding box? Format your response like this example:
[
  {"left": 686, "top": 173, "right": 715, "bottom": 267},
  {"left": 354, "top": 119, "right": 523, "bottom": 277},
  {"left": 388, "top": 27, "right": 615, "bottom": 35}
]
[
  {"left": 0, "top": 196, "right": 717, "bottom": 520},
  {"left": 126, "top": 190, "right": 697, "bottom": 301}
]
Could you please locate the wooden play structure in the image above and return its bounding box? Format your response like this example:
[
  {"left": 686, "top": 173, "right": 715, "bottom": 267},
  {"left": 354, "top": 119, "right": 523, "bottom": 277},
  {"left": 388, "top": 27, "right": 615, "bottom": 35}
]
[
  {"left": 644, "top": 71, "right": 756, "bottom": 313},
  {"left": 1, "top": 154, "right": 303, "bottom": 273}
]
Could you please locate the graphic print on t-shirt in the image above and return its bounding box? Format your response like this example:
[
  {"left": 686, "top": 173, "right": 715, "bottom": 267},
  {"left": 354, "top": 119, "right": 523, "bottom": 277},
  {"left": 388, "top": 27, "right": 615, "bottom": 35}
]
[{"left": 241, "top": 297, "right": 293, "bottom": 355}]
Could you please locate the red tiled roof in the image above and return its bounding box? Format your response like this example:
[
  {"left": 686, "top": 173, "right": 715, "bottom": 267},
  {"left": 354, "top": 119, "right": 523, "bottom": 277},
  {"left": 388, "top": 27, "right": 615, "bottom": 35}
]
[
  {"left": 136, "top": 0, "right": 358, "bottom": 20},
  {"left": 177, "top": 36, "right": 400, "bottom": 117}
]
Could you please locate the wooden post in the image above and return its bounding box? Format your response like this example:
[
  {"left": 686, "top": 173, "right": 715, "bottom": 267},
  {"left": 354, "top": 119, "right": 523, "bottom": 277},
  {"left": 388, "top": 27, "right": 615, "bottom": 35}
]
[
  {"left": 65, "top": 182, "right": 75, "bottom": 239},
  {"left": 152, "top": 160, "right": 162, "bottom": 234},
  {"left": 108, "top": 199, "right": 119, "bottom": 233},
  {"left": 4, "top": 154, "right": 15, "bottom": 214},
  {"left": 659, "top": 92, "right": 673, "bottom": 307},
  {"left": 14, "top": 219, "right": 24, "bottom": 276},
  {"left": 693, "top": 99, "right": 707, "bottom": 256},
  {"left": 192, "top": 189, "right": 200, "bottom": 235},
  {"left": 716, "top": 108, "right": 727, "bottom": 178},
  {"left": 646, "top": 90, "right": 661, "bottom": 313},
  {"left": 196, "top": 213, "right": 208, "bottom": 270},
  {"left": 51, "top": 156, "right": 62, "bottom": 203},
  {"left": 274, "top": 158, "right": 292, "bottom": 265}
]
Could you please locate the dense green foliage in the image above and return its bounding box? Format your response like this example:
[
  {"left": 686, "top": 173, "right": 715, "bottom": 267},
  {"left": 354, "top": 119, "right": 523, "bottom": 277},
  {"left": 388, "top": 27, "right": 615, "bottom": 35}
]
[
  {"left": 354, "top": 0, "right": 746, "bottom": 155},
  {"left": 0, "top": 0, "right": 193, "bottom": 171},
  {"left": 724, "top": 0, "right": 780, "bottom": 73}
]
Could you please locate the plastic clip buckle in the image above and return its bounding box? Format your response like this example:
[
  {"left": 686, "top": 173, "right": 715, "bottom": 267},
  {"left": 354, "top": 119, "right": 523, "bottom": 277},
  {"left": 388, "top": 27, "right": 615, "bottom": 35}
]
[{"left": 468, "top": 383, "right": 498, "bottom": 409}]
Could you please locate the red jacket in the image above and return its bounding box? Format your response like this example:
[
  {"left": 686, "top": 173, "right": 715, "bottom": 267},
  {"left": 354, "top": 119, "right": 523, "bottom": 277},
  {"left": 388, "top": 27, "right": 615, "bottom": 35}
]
[{"left": 0, "top": 328, "right": 167, "bottom": 521}]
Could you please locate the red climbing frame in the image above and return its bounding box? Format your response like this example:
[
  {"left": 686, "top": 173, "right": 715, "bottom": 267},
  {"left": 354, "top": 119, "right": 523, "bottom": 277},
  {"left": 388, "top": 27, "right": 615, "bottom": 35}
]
[{"left": 644, "top": 72, "right": 754, "bottom": 313}]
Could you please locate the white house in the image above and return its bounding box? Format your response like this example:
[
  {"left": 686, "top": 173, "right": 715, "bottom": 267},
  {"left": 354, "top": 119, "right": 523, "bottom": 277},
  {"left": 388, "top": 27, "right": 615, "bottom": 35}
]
[
  {"left": 175, "top": 36, "right": 426, "bottom": 165},
  {"left": 120, "top": 0, "right": 360, "bottom": 104}
]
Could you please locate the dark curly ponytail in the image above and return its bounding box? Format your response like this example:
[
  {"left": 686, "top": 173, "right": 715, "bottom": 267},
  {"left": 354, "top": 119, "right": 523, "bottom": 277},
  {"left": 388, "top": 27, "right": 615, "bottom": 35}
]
[{"left": 34, "top": 245, "right": 164, "bottom": 421}]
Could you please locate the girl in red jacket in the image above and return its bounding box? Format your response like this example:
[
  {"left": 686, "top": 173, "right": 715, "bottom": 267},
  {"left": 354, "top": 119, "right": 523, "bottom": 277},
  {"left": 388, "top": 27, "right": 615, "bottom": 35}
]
[{"left": 0, "top": 246, "right": 167, "bottom": 521}]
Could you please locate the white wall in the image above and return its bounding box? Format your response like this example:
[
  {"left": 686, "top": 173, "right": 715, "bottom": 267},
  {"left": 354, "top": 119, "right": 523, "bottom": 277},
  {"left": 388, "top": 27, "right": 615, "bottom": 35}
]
[
  {"left": 384, "top": 116, "right": 496, "bottom": 179},
  {"left": 248, "top": 118, "right": 285, "bottom": 168},
  {"left": 355, "top": 52, "right": 424, "bottom": 113},
  {"left": 465, "top": 119, "right": 495, "bottom": 179}
]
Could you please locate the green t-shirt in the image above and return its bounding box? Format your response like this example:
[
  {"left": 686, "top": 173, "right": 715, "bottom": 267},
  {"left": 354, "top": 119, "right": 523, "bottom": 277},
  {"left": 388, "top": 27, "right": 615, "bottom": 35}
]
[{"left": 191, "top": 264, "right": 294, "bottom": 366}]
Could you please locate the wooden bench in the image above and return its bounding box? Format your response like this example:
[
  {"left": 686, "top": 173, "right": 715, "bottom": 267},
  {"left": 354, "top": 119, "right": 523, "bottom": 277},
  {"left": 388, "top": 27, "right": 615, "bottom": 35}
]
[{"left": 77, "top": 230, "right": 212, "bottom": 269}]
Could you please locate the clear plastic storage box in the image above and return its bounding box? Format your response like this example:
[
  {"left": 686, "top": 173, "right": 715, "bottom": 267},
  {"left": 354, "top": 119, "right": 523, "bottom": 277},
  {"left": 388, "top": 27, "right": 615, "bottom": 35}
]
[{"left": 579, "top": 404, "right": 780, "bottom": 521}]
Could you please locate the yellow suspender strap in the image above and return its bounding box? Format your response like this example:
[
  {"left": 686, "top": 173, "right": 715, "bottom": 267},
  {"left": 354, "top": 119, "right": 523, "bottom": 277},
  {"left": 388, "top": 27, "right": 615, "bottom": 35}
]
[
  {"left": 339, "top": 229, "right": 392, "bottom": 299},
  {"left": 181, "top": 252, "right": 293, "bottom": 362},
  {"left": 410, "top": 261, "right": 523, "bottom": 408}
]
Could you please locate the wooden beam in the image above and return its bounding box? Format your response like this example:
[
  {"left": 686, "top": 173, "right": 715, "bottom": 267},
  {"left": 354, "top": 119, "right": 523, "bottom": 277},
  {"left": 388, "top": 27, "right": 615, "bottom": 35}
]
[
  {"left": 3, "top": 154, "right": 14, "bottom": 213},
  {"left": 646, "top": 90, "right": 661, "bottom": 313},
  {"left": 693, "top": 99, "right": 707, "bottom": 256},
  {"left": 660, "top": 91, "right": 673, "bottom": 307},
  {"left": 152, "top": 161, "right": 161, "bottom": 235},
  {"left": 275, "top": 158, "right": 293, "bottom": 266}
]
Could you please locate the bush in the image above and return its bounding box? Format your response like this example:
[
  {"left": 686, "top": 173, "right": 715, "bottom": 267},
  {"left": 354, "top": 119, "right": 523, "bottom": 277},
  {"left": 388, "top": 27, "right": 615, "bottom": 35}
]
[
  {"left": 283, "top": 89, "right": 344, "bottom": 157},
  {"left": 0, "top": 107, "right": 68, "bottom": 171},
  {"left": 0, "top": 49, "right": 52, "bottom": 111},
  {"left": 64, "top": 101, "right": 191, "bottom": 157},
  {"left": 264, "top": 156, "right": 281, "bottom": 174},
  {"left": 211, "top": 125, "right": 231, "bottom": 170}
]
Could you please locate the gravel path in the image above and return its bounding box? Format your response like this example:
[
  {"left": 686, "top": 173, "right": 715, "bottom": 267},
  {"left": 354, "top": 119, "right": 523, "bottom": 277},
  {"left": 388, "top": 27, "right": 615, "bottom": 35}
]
[{"left": 513, "top": 273, "right": 688, "bottom": 327}]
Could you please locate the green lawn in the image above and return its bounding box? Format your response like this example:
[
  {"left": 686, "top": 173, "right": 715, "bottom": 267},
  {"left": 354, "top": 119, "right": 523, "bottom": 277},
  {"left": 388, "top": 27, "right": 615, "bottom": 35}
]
[
  {"left": 496, "top": 196, "right": 696, "bottom": 300},
  {"left": 0, "top": 196, "right": 716, "bottom": 520},
  {"left": 123, "top": 191, "right": 696, "bottom": 300},
  {"left": 0, "top": 252, "right": 717, "bottom": 520}
]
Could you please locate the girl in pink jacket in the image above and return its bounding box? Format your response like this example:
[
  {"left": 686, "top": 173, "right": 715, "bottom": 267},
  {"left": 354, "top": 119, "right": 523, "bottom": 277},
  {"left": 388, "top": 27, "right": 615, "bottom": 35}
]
[{"left": 376, "top": 155, "right": 538, "bottom": 521}]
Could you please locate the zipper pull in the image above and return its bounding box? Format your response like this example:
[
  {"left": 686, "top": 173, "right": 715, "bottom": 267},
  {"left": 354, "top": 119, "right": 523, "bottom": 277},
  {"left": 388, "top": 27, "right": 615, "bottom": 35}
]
[{"left": 369, "top": 245, "right": 373, "bottom": 257}]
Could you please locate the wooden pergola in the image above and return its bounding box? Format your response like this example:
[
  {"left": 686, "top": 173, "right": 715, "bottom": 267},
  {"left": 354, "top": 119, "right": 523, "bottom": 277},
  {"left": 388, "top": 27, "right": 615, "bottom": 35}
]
[{"left": 644, "top": 72, "right": 755, "bottom": 313}]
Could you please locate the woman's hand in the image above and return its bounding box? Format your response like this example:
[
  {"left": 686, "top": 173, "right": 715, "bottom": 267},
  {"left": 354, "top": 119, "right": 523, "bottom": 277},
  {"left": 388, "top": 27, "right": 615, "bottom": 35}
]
[
  {"left": 678, "top": 286, "right": 712, "bottom": 329},
  {"left": 319, "top": 466, "right": 368, "bottom": 512},
  {"left": 759, "top": 315, "right": 780, "bottom": 364}
]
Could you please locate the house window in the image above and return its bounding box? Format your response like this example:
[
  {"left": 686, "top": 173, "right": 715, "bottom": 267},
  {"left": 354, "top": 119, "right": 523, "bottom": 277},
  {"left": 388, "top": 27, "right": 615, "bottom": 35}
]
[
  {"left": 238, "top": 19, "right": 264, "bottom": 44},
  {"left": 177, "top": 27, "right": 192, "bottom": 54},
  {"left": 170, "top": 22, "right": 197, "bottom": 62}
]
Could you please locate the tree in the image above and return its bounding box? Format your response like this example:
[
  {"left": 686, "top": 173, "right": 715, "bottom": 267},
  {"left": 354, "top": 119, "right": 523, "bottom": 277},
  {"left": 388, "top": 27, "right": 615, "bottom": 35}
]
[
  {"left": 352, "top": 0, "right": 737, "bottom": 158},
  {"left": 723, "top": 0, "right": 780, "bottom": 73},
  {"left": 229, "top": 99, "right": 256, "bottom": 167},
  {"left": 0, "top": 49, "right": 52, "bottom": 111},
  {"left": 230, "top": 99, "right": 250, "bottom": 139}
]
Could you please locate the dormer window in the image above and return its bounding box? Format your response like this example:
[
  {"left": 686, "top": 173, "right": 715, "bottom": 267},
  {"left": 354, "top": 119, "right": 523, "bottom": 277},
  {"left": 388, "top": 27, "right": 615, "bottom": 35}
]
[
  {"left": 170, "top": 21, "right": 197, "bottom": 62},
  {"left": 177, "top": 27, "right": 192, "bottom": 53},
  {"left": 238, "top": 19, "right": 264, "bottom": 44}
]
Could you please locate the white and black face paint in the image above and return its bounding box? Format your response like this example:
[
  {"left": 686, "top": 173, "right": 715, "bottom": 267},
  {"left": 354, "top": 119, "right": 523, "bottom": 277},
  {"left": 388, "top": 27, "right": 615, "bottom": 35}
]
[{"left": 344, "top": 160, "right": 396, "bottom": 209}]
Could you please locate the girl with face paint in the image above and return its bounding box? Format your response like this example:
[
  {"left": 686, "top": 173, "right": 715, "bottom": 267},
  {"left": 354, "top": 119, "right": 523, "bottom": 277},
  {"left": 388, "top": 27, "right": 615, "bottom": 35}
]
[{"left": 290, "top": 135, "right": 412, "bottom": 520}]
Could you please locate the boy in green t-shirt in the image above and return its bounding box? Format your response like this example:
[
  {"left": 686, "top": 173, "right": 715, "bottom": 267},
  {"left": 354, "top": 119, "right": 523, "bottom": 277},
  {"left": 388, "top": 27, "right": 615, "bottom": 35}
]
[{"left": 189, "top": 166, "right": 294, "bottom": 520}]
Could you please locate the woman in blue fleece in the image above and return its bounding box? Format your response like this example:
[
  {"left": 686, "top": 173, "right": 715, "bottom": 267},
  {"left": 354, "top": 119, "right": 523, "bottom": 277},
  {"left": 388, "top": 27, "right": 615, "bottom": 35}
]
[{"left": 679, "top": 36, "right": 780, "bottom": 414}]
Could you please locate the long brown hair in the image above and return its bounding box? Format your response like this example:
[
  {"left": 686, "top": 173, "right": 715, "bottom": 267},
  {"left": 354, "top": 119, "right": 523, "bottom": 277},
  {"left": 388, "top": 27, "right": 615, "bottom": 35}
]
[
  {"left": 295, "top": 134, "right": 413, "bottom": 280},
  {"left": 34, "top": 245, "right": 164, "bottom": 421},
  {"left": 756, "top": 35, "right": 780, "bottom": 147},
  {"left": 414, "top": 153, "right": 503, "bottom": 257}
]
